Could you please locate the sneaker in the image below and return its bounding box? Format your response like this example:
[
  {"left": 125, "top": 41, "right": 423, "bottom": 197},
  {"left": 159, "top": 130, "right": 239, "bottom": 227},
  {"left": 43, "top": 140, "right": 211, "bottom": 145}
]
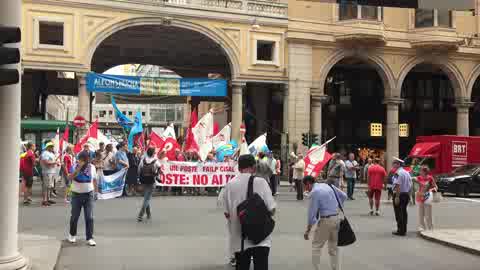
[
  {"left": 375, "top": 211, "right": 380, "bottom": 216},
  {"left": 229, "top": 258, "right": 236, "bottom": 267},
  {"left": 67, "top": 234, "right": 76, "bottom": 243},
  {"left": 87, "top": 239, "right": 96, "bottom": 246},
  {"left": 369, "top": 210, "right": 374, "bottom": 216},
  {"left": 50, "top": 191, "right": 58, "bottom": 198},
  {"left": 23, "top": 200, "right": 31, "bottom": 206},
  {"left": 27, "top": 198, "right": 33, "bottom": 203},
  {"left": 137, "top": 216, "right": 143, "bottom": 222},
  {"left": 47, "top": 200, "right": 57, "bottom": 205}
]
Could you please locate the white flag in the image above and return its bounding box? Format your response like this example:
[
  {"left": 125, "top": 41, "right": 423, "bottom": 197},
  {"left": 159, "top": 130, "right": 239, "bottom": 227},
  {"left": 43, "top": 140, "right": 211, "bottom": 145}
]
[
  {"left": 192, "top": 112, "right": 214, "bottom": 161},
  {"left": 247, "top": 133, "right": 268, "bottom": 156},
  {"left": 53, "top": 128, "right": 60, "bottom": 155},
  {"left": 162, "top": 123, "right": 176, "bottom": 139},
  {"left": 240, "top": 136, "right": 249, "bottom": 155},
  {"left": 213, "top": 123, "right": 231, "bottom": 150}
]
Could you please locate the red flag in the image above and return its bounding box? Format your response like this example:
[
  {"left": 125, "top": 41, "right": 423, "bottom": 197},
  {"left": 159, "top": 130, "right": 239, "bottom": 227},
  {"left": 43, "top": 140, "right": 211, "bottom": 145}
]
[
  {"left": 74, "top": 121, "right": 98, "bottom": 153},
  {"left": 213, "top": 122, "right": 220, "bottom": 136},
  {"left": 134, "top": 132, "right": 145, "bottom": 151},
  {"left": 162, "top": 137, "right": 181, "bottom": 161},
  {"left": 184, "top": 108, "right": 199, "bottom": 152},
  {"left": 59, "top": 125, "right": 70, "bottom": 155},
  {"left": 303, "top": 138, "right": 335, "bottom": 178},
  {"left": 148, "top": 131, "right": 165, "bottom": 150}
]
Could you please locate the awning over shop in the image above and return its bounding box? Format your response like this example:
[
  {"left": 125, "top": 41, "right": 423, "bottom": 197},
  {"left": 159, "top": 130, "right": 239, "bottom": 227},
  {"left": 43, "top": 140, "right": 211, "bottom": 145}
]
[
  {"left": 409, "top": 142, "right": 441, "bottom": 156},
  {"left": 86, "top": 72, "right": 227, "bottom": 97},
  {"left": 21, "top": 119, "right": 74, "bottom": 131}
]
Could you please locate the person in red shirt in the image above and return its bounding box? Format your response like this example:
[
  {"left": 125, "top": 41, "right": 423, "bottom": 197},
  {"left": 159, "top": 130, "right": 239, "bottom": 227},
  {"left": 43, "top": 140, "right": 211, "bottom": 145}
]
[
  {"left": 22, "top": 143, "right": 37, "bottom": 205},
  {"left": 367, "top": 158, "right": 387, "bottom": 216},
  {"left": 63, "top": 146, "right": 74, "bottom": 202}
]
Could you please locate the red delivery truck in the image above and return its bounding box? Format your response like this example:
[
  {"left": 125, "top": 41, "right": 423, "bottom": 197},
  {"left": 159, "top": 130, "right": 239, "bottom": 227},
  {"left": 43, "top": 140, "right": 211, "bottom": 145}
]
[{"left": 405, "top": 135, "right": 480, "bottom": 176}]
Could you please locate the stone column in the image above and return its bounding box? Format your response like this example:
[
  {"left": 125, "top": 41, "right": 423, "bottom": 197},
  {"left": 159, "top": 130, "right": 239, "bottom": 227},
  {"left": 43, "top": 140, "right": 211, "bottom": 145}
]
[
  {"left": 282, "top": 84, "right": 289, "bottom": 145},
  {"left": 454, "top": 101, "right": 474, "bottom": 136},
  {"left": 282, "top": 84, "right": 289, "bottom": 176},
  {"left": 311, "top": 95, "right": 328, "bottom": 144},
  {"left": 288, "top": 43, "right": 312, "bottom": 146},
  {"left": 231, "top": 82, "right": 245, "bottom": 143},
  {"left": 77, "top": 73, "right": 90, "bottom": 136},
  {"left": 0, "top": 0, "right": 29, "bottom": 269},
  {"left": 384, "top": 98, "right": 403, "bottom": 170}
]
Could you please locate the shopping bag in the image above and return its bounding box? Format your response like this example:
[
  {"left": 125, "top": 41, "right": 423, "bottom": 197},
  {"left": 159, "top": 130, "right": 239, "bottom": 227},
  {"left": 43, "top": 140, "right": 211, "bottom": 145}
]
[{"left": 423, "top": 191, "right": 433, "bottom": 205}]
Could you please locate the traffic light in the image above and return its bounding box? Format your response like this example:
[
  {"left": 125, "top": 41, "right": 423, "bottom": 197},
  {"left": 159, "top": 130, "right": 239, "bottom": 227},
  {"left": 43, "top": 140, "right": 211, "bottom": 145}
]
[
  {"left": 0, "top": 26, "right": 21, "bottom": 86},
  {"left": 302, "top": 133, "right": 309, "bottom": 146}
]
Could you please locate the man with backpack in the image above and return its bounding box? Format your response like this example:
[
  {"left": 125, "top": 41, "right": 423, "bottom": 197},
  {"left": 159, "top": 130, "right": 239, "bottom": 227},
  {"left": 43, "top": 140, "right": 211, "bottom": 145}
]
[
  {"left": 137, "top": 147, "right": 160, "bottom": 222},
  {"left": 222, "top": 154, "right": 276, "bottom": 270}
]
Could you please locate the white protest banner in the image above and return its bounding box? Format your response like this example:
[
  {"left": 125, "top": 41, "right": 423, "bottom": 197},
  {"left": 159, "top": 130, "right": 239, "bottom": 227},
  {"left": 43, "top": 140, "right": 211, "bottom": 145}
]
[
  {"left": 213, "top": 123, "right": 231, "bottom": 149},
  {"left": 156, "top": 161, "right": 238, "bottom": 187},
  {"left": 97, "top": 169, "right": 127, "bottom": 200}
]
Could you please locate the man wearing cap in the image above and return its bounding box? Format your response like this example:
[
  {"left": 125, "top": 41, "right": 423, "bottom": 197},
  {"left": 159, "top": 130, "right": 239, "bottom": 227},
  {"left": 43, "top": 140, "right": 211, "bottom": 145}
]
[
  {"left": 40, "top": 142, "right": 60, "bottom": 206},
  {"left": 391, "top": 157, "right": 412, "bottom": 236}
]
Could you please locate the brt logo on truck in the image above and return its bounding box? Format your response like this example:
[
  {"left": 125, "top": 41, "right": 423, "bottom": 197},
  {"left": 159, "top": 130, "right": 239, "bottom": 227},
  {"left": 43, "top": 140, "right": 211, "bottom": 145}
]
[{"left": 452, "top": 141, "right": 468, "bottom": 167}]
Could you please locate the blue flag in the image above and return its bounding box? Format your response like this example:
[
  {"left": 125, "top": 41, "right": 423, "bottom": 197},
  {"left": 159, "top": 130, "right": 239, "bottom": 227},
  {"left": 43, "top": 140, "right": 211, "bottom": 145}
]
[
  {"left": 111, "top": 96, "right": 133, "bottom": 130},
  {"left": 128, "top": 111, "right": 143, "bottom": 151},
  {"left": 216, "top": 140, "right": 238, "bottom": 162}
]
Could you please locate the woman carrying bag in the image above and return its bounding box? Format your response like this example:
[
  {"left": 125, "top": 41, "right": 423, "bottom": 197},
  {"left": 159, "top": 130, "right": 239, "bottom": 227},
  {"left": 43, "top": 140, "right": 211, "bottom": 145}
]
[{"left": 415, "top": 166, "right": 438, "bottom": 232}]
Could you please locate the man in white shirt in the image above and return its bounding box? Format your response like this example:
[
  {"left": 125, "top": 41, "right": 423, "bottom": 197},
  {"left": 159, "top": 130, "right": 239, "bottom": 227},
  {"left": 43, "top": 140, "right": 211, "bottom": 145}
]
[
  {"left": 223, "top": 154, "right": 276, "bottom": 270},
  {"left": 293, "top": 154, "right": 306, "bottom": 200},
  {"left": 40, "top": 142, "right": 60, "bottom": 206}
]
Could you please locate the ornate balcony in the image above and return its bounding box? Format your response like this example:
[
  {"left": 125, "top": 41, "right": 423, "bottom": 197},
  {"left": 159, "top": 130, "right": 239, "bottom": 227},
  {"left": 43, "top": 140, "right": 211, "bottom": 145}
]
[{"left": 410, "top": 27, "right": 463, "bottom": 51}]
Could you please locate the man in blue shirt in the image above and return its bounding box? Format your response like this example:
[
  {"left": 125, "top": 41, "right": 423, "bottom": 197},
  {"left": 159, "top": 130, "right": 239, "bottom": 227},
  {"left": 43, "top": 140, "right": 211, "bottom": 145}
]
[
  {"left": 115, "top": 142, "right": 130, "bottom": 171},
  {"left": 304, "top": 176, "right": 347, "bottom": 270},
  {"left": 391, "top": 157, "right": 412, "bottom": 236}
]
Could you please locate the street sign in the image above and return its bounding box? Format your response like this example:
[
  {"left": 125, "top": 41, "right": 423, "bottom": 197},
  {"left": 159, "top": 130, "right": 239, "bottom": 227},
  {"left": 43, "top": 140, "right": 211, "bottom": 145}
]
[{"left": 73, "top": 116, "right": 86, "bottom": 127}]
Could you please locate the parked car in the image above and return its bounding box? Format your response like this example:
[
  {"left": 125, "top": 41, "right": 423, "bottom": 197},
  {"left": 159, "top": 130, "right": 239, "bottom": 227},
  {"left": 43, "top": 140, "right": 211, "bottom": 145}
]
[{"left": 436, "top": 164, "right": 480, "bottom": 197}]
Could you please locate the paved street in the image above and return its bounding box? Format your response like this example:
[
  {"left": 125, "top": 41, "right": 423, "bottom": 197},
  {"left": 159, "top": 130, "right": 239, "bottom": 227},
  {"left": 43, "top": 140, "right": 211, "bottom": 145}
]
[{"left": 19, "top": 186, "right": 480, "bottom": 270}]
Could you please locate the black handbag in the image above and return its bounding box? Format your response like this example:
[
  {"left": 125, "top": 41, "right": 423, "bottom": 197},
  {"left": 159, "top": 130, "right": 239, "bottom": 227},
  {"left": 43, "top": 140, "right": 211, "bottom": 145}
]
[{"left": 328, "top": 184, "right": 356, "bottom": 247}]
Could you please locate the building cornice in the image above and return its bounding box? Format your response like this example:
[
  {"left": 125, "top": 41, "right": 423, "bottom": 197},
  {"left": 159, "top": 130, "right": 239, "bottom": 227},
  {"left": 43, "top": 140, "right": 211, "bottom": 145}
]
[{"left": 25, "top": 0, "right": 288, "bottom": 27}]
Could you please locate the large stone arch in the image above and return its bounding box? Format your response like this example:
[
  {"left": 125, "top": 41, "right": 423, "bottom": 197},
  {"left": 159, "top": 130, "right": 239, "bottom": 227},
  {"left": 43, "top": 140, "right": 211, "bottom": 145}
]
[
  {"left": 84, "top": 16, "right": 241, "bottom": 80},
  {"left": 396, "top": 56, "right": 467, "bottom": 99},
  {"left": 317, "top": 49, "right": 396, "bottom": 97},
  {"left": 467, "top": 64, "right": 480, "bottom": 99}
]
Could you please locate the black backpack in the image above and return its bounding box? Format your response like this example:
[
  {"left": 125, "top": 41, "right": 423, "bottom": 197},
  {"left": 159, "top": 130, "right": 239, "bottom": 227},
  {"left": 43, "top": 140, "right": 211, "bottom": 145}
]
[
  {"left": 140, "top": 159, "right": 157, "bottom": 184},
  {"left": 236, "top": 175, "right": 275, "bottom": 248}
]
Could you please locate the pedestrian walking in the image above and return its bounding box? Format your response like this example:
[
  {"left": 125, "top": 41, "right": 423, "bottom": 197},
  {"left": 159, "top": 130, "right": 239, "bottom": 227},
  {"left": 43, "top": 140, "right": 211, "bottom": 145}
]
[
  {"left": 67, "top": 150, "right": 98, "bottom": 246},
  {"left": 391, "top": 157, "right": 412, "bottom": 237},
  {"left": 40, "top": 142, "right": 60, "bottom": 206},
  {"left": 266, "top": 151, "right": 278, "bottom": 196},
  {"left": 137, "top": 147, "right": 160, "bottom": 222},
  {"left": 416, "top": 166, "right": 438, "bottom": 232},
  {"left": 367, "top": 158, "right": 387, "bottom": 216},
  {"left": 304, "top": 176, "right": 347, "bottom": 270},
  {"left": 293, "top": 154, "right": 305, "bottom": 200},
  {"left": 222, "top": 154, "right": 276, "bottom": 270},
  {"left": 345, "top": 153, "right": 359, "bottom": 200},
  {"left": 363, "top": 158, "right": 373, "bottom": 184}
]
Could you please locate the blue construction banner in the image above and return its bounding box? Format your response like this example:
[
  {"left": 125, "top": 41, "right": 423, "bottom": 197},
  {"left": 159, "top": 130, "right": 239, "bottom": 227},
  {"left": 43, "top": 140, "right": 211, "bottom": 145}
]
[{"left": 86, "top": 72, "right": 227, "bottom": 97}]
